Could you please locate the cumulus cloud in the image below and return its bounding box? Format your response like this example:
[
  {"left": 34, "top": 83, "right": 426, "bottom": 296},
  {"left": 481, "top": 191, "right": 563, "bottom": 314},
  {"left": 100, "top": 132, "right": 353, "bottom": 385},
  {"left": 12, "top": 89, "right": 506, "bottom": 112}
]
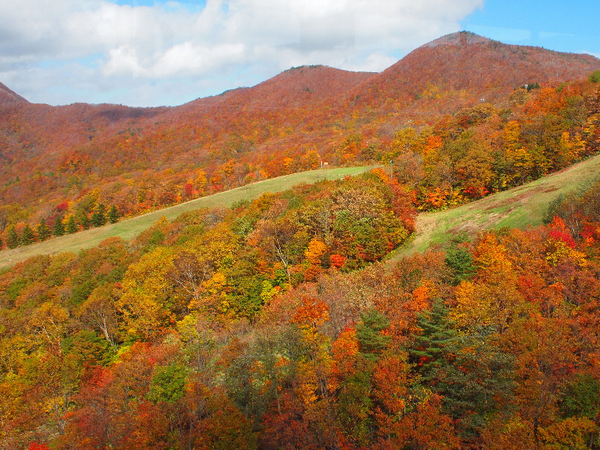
[{"left": 0, "top": 0, "right": 484, "bottom": 106}]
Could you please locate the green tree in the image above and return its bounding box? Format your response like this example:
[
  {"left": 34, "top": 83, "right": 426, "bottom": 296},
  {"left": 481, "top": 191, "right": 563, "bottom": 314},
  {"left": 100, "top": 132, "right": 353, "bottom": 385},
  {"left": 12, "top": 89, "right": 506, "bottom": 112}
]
[
  {"left": 589, "top": 70, "right": 600, "bottom": 83},
  {"left": 76, "top": 210, "right": 90, "bottom": 230},
  {"left": 6, "top": 225, "right": 19, "bottom": 248},
  {"left": 66, "top": 214, "right": 78, "bottom": 234},
  {"left": 561, "top": 373, "right": 600, "bottom": 420},
  {"left": 437, "top": 332, "right": 514, "bottom": 440},
  {"left": 411, "top": 299, "right": 457, "bottom": 383},
  {"left": 53, "top": 215, "right": 65, "bottom": 236},
  {"left": 36, "top": 218, "right": 51, "bottom": 241},
  {"left": 445, "top": 242, "right": 475, "bottom": 285},
  {"left": 108, "top": 205, "right": 120, "bottom": 224},
  {"left": 147, "top": 363, "right": 188, "bottom": 405},
  {"left": 356, "top": 309, "right": 392, "bottom": 361},
  {"left": 412, "top": 299, "right": 513, "bottom": 441},
  {"left": 91, "top": 204, "right": 107, "bottom": 227},
  {"left": 20, "top": 224, "right": 35, "bottom": 245}
]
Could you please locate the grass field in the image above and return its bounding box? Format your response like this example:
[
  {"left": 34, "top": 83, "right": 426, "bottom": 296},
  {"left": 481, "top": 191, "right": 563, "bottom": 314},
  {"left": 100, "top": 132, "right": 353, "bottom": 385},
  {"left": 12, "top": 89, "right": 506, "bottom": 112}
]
[
  {"left": 0, "top": 166, "right": 372, "bottom": 269},
  {"left": 392, "top": 153, "right": 600, "bottom": 259},
  {"left": 4, "top": 155, "right": 600, "bottom": 270}
]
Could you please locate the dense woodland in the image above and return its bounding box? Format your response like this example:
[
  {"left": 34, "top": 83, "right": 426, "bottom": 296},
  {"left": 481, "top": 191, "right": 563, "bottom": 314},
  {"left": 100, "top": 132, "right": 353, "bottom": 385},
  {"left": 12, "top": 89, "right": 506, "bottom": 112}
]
[
  {"left": 2, "top": 32, "right": 600, "bottom": 247},
  {"left": 2, "top": 32, "right": 600, "bottom": 449},
  {"left": 2, "top": 167, "right": 600, "bottom": 449}
]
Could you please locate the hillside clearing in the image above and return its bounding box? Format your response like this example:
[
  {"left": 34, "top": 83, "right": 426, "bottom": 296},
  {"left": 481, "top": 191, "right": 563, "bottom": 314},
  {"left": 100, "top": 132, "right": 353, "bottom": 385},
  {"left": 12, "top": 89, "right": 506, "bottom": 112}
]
[
  {"left": 392, "top": 153, "right": 600, "bottom": 259},
  {"left": 0, "top": 166, "right": 372, "bottom": 269}
]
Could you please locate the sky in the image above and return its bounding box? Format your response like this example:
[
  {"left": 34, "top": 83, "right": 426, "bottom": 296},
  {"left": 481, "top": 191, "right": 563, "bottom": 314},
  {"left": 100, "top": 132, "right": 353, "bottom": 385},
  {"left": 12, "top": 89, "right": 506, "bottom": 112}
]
[{"left": 0, "top": 0, "right": 598, "bottom": 107}]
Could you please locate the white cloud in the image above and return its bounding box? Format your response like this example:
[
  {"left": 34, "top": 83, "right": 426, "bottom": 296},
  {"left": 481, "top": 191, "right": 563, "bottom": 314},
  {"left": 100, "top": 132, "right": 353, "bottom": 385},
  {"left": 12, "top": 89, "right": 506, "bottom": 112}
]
[{"left": 0, "top": 0, "right": 484, "bottom": 106}]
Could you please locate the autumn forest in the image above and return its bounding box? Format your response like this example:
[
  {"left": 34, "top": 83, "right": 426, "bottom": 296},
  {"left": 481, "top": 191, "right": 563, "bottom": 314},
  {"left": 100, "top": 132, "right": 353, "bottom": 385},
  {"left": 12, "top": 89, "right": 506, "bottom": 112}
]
[{"left": 2, "top": 31, "right": 600, "bottom": 449}]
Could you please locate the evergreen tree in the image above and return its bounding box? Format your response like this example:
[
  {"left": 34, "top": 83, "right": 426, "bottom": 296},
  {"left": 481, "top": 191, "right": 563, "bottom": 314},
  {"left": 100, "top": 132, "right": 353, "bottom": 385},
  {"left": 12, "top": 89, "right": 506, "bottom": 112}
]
[
  {"left": 21, "top": 224, "right": 35, "bottom": 245},
  {"left": 356, "top": 309, "right": 392, "bottom": 361},
  {"left": 411, "top": 298, "right": 457, "bottom": 382},
  {"left": 36, "top": 218, "right": 51, "bottom": 241},
  {"left": 445, "top": 245, "right": 475, "bottom": 285},
  {"left": 6, "top": 225, "right": 19, "bottom": 249},
  {"left": 79, "top": 212, "right": 90, "bottom": 230},
  {"left": 53, "top": 215, "right": 65, "bottom": 236},
  {"left": 91, "top": 203, "right": 107, "bottom": 227},
  {"left": 561, "top": 373, "right": 600, "bottom": 419},
  {"left": 108, "top": 205, "right": 120, "bottom": 224},
  {"left": 411, "top": 299, "right": 513, "bottom": 441},
  {"left": 0, "top": 235, "right": 3, "bottom": 250},
  {"left": 66, "top": 215, "right": 78, "bottom": 234}
]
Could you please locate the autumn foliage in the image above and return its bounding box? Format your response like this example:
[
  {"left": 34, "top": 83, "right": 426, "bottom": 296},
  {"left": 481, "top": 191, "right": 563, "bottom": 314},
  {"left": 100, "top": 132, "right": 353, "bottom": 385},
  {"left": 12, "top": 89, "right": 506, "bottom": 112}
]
[
  {"left": 2, "top": 32, "right": 600, "bottom": 248},
  {"left": 2, "top": 31, "right": 600, "bottom": 449},
  {"left": 1, "top": 173, "right": 600, "bottom": 448}
]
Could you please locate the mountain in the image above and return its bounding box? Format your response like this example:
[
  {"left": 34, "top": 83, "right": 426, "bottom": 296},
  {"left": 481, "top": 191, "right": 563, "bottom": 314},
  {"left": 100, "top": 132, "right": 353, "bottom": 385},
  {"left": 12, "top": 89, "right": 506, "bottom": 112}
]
[
  {"left": 347, "top": 31, "right": 600, "bottom": 116},
  {"left": 0, "top": 82, "right": 28, "bottom": 105},
  {"left": 1, "top": 31, "right": 600, "bottom": 230},
  {"left": 4, "top": 32, "right": 600, "bottom": 450},
  {"left": 397, "top": 31, "right": 599, "bottom": 91},
  {"left": 181, "top": 65, "right": 376, "bottom": 112}
]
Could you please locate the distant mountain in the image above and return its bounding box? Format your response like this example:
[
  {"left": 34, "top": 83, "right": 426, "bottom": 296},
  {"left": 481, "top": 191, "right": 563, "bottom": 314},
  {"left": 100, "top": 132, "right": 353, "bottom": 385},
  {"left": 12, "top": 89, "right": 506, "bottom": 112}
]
[
  {"left": 0, "top": 82, "right": 28, "bottom": 105},
  {"left": 1, "top": 31, "right": 600, "bottom": 226},
  {"left": 347, "top": 31, "right": 600, "bottom": 114},
  {"left": 192, "top": 65, "right": 375, "bottom": 109}
]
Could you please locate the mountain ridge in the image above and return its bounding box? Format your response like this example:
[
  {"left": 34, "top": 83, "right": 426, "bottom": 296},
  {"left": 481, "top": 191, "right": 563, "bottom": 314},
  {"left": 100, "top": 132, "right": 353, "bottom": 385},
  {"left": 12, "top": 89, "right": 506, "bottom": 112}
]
[
  {"left": 0, "top": 82, "right": 29, "bottom": 105},
  {"left": 2, "top": 31, "right": 600, "bottom": 235},
  {"left": 3, "top": 31, "right": 599, "bottom": 110},
  {"left": 360, "top": 31, "right": 600, "bottom": 108}
]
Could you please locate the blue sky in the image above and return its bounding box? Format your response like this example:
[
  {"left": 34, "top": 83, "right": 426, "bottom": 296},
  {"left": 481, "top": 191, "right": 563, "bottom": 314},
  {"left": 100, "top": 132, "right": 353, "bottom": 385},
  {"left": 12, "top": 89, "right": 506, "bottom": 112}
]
[
  {"left": 462, "top": 1, "right": 599, "bottom": 56},
  {"left": 0, "top": 0, "right": 597, "bottom": 107}
]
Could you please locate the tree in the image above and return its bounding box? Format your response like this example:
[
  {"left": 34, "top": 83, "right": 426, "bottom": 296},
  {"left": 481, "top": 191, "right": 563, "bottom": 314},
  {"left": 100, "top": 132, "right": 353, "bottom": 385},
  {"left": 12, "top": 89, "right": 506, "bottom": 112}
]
[
  {"left": 78, "top": 212, "right": 90, "bottom": 230},
  {"left": 20, "top": 224, "right": 36, "bottom": 245},
  {"left": 6, "top": 225, "right": 19, "bottom": 248},
  {"left": 589, "top": 70, "right": 600, "bottom": 83},
  {"left": 356, "top": 309, "right": 392, "bottom": 361},
  {"left": 53, "top": 215, "right": 65, "bottom": 236},
  {"left": 389, "top": 394, "right": 461, "bottom": 450},
  {"left": 36, "top": 218, "right": 51, "bottom": 241},
  {"left": 66, "top": 214, "right": 78, "bottom": 234},
  {"left": 91, "top": 204, "right": 107, "bottom": 227},
  {"left": 411, "top": 299, "right": 457, "bottom": 375},
  {"left": 445, "top": 241, "right": 475, "bottom": 285},
  {"left": 194, "top": 169, "right": 208, "bottom": 195},
  {"left": 108, "top": 205, "right": 120, "bottom": 224},
  {"left": 146, "top": 363, "right": 188, "bottom": 405},
  {"left": 561, "top": 373, "right": 600, "bottom": 420},
  {"left": 79, "top": 283, "right": 120, "bottom": 346},
  {"left": 116, "top": 247, "right": 175, "bottom": 340}
]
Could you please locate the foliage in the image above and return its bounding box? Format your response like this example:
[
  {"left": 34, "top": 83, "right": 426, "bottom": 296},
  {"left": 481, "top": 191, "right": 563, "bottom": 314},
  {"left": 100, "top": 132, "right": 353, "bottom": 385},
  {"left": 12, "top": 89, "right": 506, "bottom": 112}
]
[
  {"left": 36, "top": 219, "right": 51, "bottom": 241},
  {"left": 53, "top": 215, "right": 65, "bottom": 236},
  {"left": 6, "top": 225, "right": 19, "bottom": 249},
  {"left": 146, "top": 363, "right": 188, "bottom": 405},
  {"left": 20, "top": 224, "right": 35, "bottom": 246},
  {"left": 2, "top": 39, "right": 600, "bottom": 449}
]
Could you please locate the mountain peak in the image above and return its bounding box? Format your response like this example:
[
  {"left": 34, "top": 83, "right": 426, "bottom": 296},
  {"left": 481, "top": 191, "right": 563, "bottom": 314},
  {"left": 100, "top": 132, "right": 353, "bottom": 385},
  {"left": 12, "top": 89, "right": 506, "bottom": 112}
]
[
  {"left": 423, "top": 31, "right": 493, "bottom": 48},
  {"left": 0, "top": 82, "right": 29, "bottom": 105}
]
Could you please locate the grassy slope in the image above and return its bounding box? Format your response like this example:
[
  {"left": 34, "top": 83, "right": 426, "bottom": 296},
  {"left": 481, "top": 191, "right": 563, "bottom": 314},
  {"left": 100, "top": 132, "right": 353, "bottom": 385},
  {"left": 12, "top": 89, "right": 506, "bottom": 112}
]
[
  {"left": 4, "top": 154, "right": 600, "bottom": 270},
  {"left": 0, "top": 167, "right": 371, "bottom": 269},
  {"left": 392, "top": 153, "right": 600, "bottom": 259}
]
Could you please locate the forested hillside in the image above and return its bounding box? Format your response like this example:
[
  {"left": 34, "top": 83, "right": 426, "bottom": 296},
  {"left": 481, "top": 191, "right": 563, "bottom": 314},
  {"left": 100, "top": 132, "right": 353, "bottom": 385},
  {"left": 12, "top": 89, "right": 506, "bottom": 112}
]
[
  {"left": 2, "top": 167, "right": 600, "bottom": 449},
  {"left": 2, "top": 31, "right": 600, "bottom": 449},
  {"left": 1, "top": 31, "right": 600, "bottom": 251}
]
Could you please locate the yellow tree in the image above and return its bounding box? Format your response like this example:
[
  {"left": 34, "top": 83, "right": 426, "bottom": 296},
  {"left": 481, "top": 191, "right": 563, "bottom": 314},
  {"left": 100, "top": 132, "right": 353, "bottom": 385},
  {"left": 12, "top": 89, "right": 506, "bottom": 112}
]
[
  {"left": 451, "top": 233, "right": 524, "bottom": 334},
  {"left": 117, "top": 247, "right": 175, "bottom": 340}
]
